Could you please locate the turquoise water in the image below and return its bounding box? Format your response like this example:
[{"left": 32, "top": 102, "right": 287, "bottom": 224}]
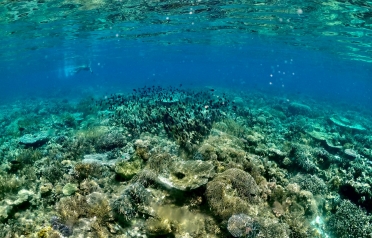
[{"left": 1, "top": 1, "right": 372, "bottom": 237}]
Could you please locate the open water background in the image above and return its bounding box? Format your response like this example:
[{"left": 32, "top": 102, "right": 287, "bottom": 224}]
[{"left": 0, "top": 0, "right": 371, "bottom": 109}]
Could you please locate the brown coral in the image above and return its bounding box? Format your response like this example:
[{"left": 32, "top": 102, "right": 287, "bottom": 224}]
[{"left": 206, "top": 168, "right": 260, "bottom": 220}]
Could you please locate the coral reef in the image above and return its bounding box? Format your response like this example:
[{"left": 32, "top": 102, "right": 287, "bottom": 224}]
[
  {"left": 0, "top": 87, "right": 371, "bottom": 237},
  {"left": 327, "top": 199, "right": 372, "bottom": 238}
]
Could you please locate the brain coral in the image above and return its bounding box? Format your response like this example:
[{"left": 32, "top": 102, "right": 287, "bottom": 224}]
[{"left": 206, "top": 168, "right": 260, "bottom": 220}]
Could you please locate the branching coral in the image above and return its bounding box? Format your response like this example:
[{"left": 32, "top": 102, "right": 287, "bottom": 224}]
[
  {"left": 291, "top": 174, "right": 328, "bottom": 196},
  {"left": 327, "top": 200, "right": 372, "bottom": 238}
]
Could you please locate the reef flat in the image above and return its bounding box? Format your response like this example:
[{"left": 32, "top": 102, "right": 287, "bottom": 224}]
[{"left": 0, "top": 86, "right": 371, "bottom": 238}]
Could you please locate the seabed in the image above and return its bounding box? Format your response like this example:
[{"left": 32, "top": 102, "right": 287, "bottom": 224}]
[{"left": 0, "top": 86, "right": 371, "bottom": 238}]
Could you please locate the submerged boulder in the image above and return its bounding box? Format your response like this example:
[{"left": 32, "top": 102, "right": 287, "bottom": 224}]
[{"left": 157, "top": 160, "right": 215, "bottom": 191}]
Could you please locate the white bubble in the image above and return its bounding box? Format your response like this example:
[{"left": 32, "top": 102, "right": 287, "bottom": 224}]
[
  {"left": 297, "top": 8, "right": 303, "bottom": 15},
  {"left": 116, "top": 33, "right": 119, "bottom": 37},
  {"left": 269, "top": 82, "right": 272, "bottom": 85},
  {"left": 166, "top": 17, "right": 169, "bottom": 20},
  {"left": 270, "top": 74, "right": 273, "bottom": 77}
]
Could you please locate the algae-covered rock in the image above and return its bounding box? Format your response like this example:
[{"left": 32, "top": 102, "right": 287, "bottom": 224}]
[
  {"left": 330, "top": 115, "right": 366, "bottom": 130},
  {"left": 62, "top": 183, "right": 79, "bottom": 196},
  {"left": 19, "top": 131, "right": 49, "bottom": 147},
  {"left": 157, "top": 160, "right": 215, "bottom": 191},
  {"left": 115, "top": 159, "right": 142, "bottom": 180}
]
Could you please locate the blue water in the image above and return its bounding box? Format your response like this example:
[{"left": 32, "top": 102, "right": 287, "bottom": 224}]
[{"left": 1, "top": 38, "right": 371, "bottom": 109}]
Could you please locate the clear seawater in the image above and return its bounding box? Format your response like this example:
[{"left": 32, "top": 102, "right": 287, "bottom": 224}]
[{"left": 1, "top": 0, "right": 372, "bottom": 237}]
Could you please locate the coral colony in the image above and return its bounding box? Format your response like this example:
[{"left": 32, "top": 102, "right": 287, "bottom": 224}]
[{"left": 0, "top": 85, "right": 371, "bottom": 237}]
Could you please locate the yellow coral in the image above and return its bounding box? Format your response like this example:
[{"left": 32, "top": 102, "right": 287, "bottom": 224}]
[{"left": 37, "top": 226, "right": 52, "bottom": 238}]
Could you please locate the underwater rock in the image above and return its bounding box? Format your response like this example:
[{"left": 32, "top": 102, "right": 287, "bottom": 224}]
[
  {"left": 157, "top": 160, "right": 215, "bottom": 191},
  {"left": 329, "top": 115, "right": 366, "bottom": 131},
  {"left": 19, "top": 131, "right": 49, "bottom": 147},
  {"left": 62, "top": 183, "right": 79, "bottom": 196},
  {"left": 287, "top": 102, "right": 312, "bottom": 116}
]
